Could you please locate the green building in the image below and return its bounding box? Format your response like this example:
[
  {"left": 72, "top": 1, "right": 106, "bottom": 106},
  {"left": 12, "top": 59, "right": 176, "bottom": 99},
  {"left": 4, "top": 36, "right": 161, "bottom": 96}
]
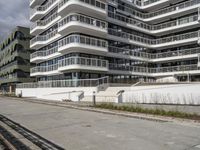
[{"left": 0, "top": 26, "right": 35, "bottom": 93}]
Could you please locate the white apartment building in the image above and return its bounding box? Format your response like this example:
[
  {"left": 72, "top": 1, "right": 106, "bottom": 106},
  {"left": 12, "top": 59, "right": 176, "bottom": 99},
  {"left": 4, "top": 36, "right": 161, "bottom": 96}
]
[{"left": 29, "top": 0, "right": 200, "bottom": 84}]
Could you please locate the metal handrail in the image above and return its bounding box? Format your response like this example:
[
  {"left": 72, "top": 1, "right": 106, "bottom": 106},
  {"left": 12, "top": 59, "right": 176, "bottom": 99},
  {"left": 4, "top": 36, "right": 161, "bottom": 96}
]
[
  {"left": 58, "top": 13, "right": 107, "bottom": 29},
  {"left": 16, "top": 76, "right": 109, "bottom": 88}
]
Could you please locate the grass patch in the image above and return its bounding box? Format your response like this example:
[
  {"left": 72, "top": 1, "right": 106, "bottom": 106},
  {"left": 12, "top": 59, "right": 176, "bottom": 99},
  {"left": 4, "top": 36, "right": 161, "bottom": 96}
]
[
  {"left": 0, "top": 93, "right": 17, "bottom": 97},
  {"left": 94, "top": 103, "right": 200, "bottom": 120}
]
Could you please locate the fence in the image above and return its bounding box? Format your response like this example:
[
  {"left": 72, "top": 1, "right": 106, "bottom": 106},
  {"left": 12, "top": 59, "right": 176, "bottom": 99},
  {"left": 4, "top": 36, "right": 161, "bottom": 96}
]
[{"left": 16, "top": 77, "right": 109, "bottom": 89}]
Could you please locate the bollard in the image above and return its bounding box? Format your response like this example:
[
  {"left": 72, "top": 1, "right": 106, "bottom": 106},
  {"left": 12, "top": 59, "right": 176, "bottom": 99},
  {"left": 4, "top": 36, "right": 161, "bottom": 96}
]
[{"left": 93, "top": 91, "right": 96, "bottom": 106}]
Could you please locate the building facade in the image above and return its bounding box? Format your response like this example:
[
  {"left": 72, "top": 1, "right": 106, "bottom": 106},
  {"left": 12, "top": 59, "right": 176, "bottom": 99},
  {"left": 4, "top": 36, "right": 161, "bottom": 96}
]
[
  {"left": 30, "top": 0, "right": 200, "bottom": 84},
  {"left": 0, "top": 26, "right": 35, "bottom": 92}
]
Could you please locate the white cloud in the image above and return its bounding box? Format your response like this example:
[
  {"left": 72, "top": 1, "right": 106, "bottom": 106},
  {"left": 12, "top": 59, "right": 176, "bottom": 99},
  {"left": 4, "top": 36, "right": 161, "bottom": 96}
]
[{"left": 0, "top": 0, "right": 30, "bottom": 40}]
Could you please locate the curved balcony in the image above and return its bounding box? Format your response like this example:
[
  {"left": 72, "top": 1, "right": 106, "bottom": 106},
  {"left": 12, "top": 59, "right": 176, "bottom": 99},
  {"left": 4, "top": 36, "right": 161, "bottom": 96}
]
[
  {"left": 30, "top": 0, "right": 58, "bottom": 21},
  {"left": 30, "top": 30, "right": 61, "bottom": 49},
  {"left": 108, "top": 29, "right": 199, "bottom": 49},
  {"left": 30, "top": 46, "right": 61, "bottom": 63},
  {"left": 109, "top": 64, "right": 200, "bottom": 77},
  {"left": 31, "top": 13, "right": 61, "bottom": 35},
  {"left": 118, "top": 0, "right": 200, "bottom": 22},
  {"left": 139, "top": 0, "right": 186, "bottom": 11},
  {"left": 58, "top": 0, "right": 107, "bottom": 19},
  {"left": 108, "top": 12, "right": 199, "bottom": 36},
  {"left": 58, "top": 57, "right": 109, "bottom": 72},
  {"left": 109, "top": 46, "right": 200, "bottom": 62},
  {"left": 30, "top": 64, "right": 60, "bottom": 77},
  {"left": 150, "top": 64, "right": 200, "bottom": 76},
  {"left": 58, "top": 13, "right": 107, "bottom": 37},
  {"left": 58, "top": 34, "right": 108, "bottom": 55},
  {"left": 30, "top": 0, "right": 46, "bottom": 8}
]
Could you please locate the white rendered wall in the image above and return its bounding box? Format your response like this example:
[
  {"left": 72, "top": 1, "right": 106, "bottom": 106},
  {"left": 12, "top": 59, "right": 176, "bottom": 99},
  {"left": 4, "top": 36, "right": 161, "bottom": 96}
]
[
  {"left": 16, "top": 83, "right": 200, "bottom": 104},
  {"left": 123, "top": 83, "right": 200, "bottom": 105},
  {"left": 16, "top": 87, "right": 98, "bottom": 101}
]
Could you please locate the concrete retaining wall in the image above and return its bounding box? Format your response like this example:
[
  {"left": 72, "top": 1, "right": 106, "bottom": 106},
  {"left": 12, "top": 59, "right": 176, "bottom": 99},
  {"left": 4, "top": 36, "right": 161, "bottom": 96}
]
[
  {"left": 124, "top": 83, "right": 200, "bottom": 105},
  {"left": 16, "top": 83, "right": 200, "bottom": 105},
  {"left": 16, "top": 87, "right": 98, "bottom": 101}
]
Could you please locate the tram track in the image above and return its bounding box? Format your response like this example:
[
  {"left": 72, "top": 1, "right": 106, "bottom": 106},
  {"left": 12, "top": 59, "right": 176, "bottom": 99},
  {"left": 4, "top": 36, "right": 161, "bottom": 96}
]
[{"left": 0, "top": 114, "right": 65, "bottom": 150}]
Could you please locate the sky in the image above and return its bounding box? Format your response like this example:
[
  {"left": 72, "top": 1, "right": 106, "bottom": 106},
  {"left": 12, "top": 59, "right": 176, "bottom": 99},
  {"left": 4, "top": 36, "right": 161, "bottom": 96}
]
[{"left": 0, "top": 0, "right": 30, "bottom": 41}]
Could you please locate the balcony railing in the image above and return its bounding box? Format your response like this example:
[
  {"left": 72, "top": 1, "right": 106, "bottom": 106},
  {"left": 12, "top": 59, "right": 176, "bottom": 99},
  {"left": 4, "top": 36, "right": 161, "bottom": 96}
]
[
  {"left": 30, "top": 0, "right": 57, "bottom": 18},
  {"left": 110, "top": 64, "right": 199, "bottom": 74},
  {"left": 31, "top": 46, "right": 58, "bottom": 59},
  {"left": 118, "top": 0, "right": 200, "bottom": 19},
  {"left": 108, "top": 11, "right": 198, "bottom": 32},
  {"left": 108, "top": 28, "right": 199, "bottom": 46},
  {"left": 150, "top": 64, "right": 199, "bottom": 73},
  {"left": 58, "top": 13, "right": 107, "bottom": 29},
  {"left": 109, "top": 63, "right": 148, "bottom": 73},
  {"left": 17, "top": 76, "right": 109, "bottom": 88},
  {"left": 109, "top": 46, "right": 200, "bottom": 60},
  {"left": 31, "top": 12, "right": 58, "bottom": 31},
  {"left": 108, "top": 28, "right": 152, "bottom": 45},
  {"left": 58, "top": 0, "right": 106, "bottom": 10},
  {"left": 58, "top": 57, "right": 108, "bottom": 69},
  {"left": 30, "top": 30, "right": 58, "bottom": 45},
  {"left": 31, "top": 64, "right": 58, "bottom": 74},
  {"left": 58, "top": 34, "right": 107, "bottom": 48},
  {"left": 16, "top": 82, "right": 38, "bottom": 88}
]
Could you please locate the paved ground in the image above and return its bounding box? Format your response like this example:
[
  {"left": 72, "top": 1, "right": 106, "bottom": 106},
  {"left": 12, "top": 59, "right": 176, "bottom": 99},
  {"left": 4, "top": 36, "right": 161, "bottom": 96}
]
[{"left": 0, "top": 97, "right": 200, "bottom": 150}]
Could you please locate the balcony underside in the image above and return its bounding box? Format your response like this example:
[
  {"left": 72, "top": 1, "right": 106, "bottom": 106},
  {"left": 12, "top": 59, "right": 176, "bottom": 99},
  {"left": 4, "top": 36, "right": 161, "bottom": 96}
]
[
  {"left": 30, "top": 12, "right": 44, "bottom": 22},
  {"left": 30, "top": 52, "right": 62, "bottom": 63},
  {"left": 30, "top": 0, "right": 45, "bottom": 8},
  {"left": 31, "top": 16, "right": 61, "bottom": 35},
  {"left": 58, "top": 1, "right": 106, "bottom": 20},
  {"left": 30, "top": 34, "right": 61, "bottom": 50},
  {"left": 58, "top": 43, "right": 108, "bottom": 55},
  {"left": 30, "top": 0, "right": 59, "bottom": 21},
  {"left": 30, "top": 70, "right": 61, "bottom": 77},
  {"left": 58, "top": 22, "right": 107, "bottom": 38},
  {"left": 58, "top": 65, "right": 109, "bottom": 73}
]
